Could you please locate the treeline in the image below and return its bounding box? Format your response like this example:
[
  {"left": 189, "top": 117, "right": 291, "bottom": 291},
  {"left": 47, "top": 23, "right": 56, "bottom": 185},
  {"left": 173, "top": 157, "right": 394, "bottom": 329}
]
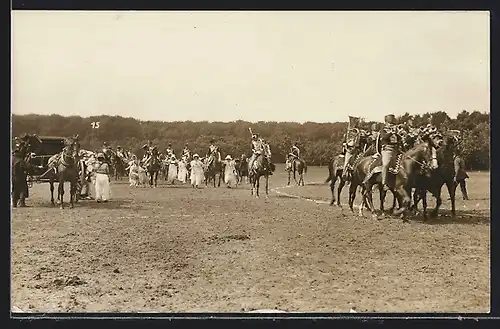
[{"left": 12, "top": 110, "right": 490, "bottom": 170}]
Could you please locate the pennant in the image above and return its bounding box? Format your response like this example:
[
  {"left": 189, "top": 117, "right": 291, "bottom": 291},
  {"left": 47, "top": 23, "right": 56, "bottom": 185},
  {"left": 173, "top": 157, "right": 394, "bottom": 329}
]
[{"left": 348, "top": 116, "right": 361, "bottom": 129}]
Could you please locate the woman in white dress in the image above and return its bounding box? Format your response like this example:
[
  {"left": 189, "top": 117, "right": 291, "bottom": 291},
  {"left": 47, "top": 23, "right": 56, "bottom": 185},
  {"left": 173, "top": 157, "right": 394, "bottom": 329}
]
[
  {"left": 223, "top": 155, "right": 238, "bottom": 188},
  {"left": 126, "top": 155, "right": 140, "bottom": 187},
  {"left": 177, "top": 156, "right": 188, "bottom": 184},
  {"left": 190, "top": 154, "right": 204, "bottom": 188},
  {"left": 167, "top": 154, "right": 178, "bottom": 184},
  {"left": 93, "top": 153, "right": 111, "bottom": 202}
]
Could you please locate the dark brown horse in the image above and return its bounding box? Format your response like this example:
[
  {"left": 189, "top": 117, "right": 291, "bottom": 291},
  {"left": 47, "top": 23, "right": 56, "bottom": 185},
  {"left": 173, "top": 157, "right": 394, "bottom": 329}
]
[
  {"left": 204, "top": 151, "right": 223, "bottom": 188},
  {"left": 350, "top": 133, "right": 444, "bottom": 220},
  {"left": 248, "top": 153, "right": 273, "bottom": 198},
  {"left": 286, "top": 157, "right": 307, "bottom": 186},
  {"left": 325, "top": 139, "right": 377, "bottom": 207},
  {"left": 412, "top": 133, "right": 460, "bottom": 219},
  {"left": 145, "top": 149, "right": 161, "bottom": 188},
  {"left": 236, "top": 155, "right": 249, "bottom": 184}
]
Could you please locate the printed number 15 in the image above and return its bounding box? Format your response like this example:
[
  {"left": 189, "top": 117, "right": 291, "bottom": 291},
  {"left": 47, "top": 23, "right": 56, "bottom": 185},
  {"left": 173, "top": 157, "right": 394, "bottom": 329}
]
[{"left": 91, "top": 122, "right": 100, "bottom": 129}]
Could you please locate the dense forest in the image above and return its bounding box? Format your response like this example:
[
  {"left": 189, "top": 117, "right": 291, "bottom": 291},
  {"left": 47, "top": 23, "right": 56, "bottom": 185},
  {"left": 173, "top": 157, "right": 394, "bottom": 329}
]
[{"left": 12, "top": 110, "right": 490, "bottom": 170}]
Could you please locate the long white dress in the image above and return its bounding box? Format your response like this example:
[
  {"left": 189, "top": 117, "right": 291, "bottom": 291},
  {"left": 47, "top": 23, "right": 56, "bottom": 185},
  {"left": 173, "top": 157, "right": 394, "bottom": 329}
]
[
  {"left": 177, "top": 160, "right": 188, "bottom": 184},
  {"left": 94, "top": 162, "right": 111, "bottom": 201},
  {"left": 190, "top": 159, "right": 204, "bottom": 188},
  {"left": 167, "top": 160, "right": 178, "bottom": 184},
  {"left": 224, "top": 160, "right": 238, "bottom": 188}
]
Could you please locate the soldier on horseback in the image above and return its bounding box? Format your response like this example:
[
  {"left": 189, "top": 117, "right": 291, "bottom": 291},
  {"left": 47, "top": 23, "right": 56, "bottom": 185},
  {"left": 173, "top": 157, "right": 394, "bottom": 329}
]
[
  {"left": 182, "top": 143, "right": 191, "bottom": 160},
  {"left": 206, "top": 139, "right": 221, "bottom": 162},
  {"left": 248, "top": 132, "right": 274, "bottom": 175},
  {"left": 341, "top": 129, "right": 358, "bottom": 179},
  {"left": 377, "top": 114, "right": 403, "bottom": 191},
  {"left": 165, "top": 143, "right": 173, "bottom": 158}
]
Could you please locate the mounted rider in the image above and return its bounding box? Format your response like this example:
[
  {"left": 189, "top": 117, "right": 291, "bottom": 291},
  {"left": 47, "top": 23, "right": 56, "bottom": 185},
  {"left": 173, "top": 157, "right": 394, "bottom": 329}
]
[
  {"left": 182, "top": 143, "right": 191, "bottom": 160},
  {"left": 165, "top": 143, "right": 173, "bottom": 158},
  {"left": 341, "top": 129, "right": 359, "bottom": 179},
  {"left": 248, "top": 130, "right": 274, "bottom": 174},
  {"left": 286, "top": 142, "right": 301, "bottom": 170},
  {"left": 377, "top": 114, "right": 403, "bottom": 191},
  {"left": 141, "top": 140, "right": 157, "bottom": 166},
  {"left": 206, "top": 139, "right": 221, "bottom": 163}
]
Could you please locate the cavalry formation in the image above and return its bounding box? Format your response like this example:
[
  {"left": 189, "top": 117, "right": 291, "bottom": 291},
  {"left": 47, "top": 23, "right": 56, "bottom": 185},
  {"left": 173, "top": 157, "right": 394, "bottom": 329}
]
[{"left": 12, "top": 114, "right": 467, "bottom": 222}]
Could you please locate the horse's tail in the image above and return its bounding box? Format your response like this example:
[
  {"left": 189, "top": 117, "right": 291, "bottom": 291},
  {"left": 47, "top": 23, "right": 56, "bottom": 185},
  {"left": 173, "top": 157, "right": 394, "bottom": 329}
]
[{"left": 325, "top": 158, "right": 333, "bottom": 183}]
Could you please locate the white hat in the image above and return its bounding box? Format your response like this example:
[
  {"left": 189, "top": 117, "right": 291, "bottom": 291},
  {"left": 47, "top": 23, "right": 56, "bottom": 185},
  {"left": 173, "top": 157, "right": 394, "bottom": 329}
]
[
  {"left": 193, "top": 154, "right": 199, "bottom": 158},
  {"left": 225, "top": 155, "right": 232, "bottom": 160}
]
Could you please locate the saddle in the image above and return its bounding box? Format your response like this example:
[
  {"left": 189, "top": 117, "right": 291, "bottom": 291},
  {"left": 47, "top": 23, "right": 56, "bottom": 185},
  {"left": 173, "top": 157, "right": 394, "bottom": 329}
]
[{"left": 363, "top": 152, "right": 404, "bottom": 183}]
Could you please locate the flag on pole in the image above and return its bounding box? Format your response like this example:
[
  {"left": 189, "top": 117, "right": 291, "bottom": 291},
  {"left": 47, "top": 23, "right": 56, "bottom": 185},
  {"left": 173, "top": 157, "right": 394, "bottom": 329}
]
[{"left": 348, "top": 116, "right": 361, "bottom": 129}]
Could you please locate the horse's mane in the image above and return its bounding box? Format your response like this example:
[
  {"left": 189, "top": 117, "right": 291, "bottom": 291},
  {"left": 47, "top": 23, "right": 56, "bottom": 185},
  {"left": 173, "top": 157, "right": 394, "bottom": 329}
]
[{"left": 404, "top": 141, "right": 430, "bottom": 159}]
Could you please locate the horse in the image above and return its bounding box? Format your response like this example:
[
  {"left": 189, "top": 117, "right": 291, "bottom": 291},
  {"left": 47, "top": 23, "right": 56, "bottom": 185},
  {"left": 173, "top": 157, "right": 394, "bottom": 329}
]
[
  {"left": 412, "top": 133, "right": 460, "bottom": 219},
  {"left": 286, "top": 157, "right": 307, "bottom": 186},
  {"left": 145, "top": 151, "right": 161, "bottom": 188},
  {"left": 248, "top": 153, "right": 273, "bottom": 198},
  {"left": 325, "top": 140, "right": 377, "bottom": 207},
  {"left": 204, "top": 151, "right": 223, "bottom": 188},
  {"left": 236, "top": 156, "right": 249, "bottom": 184},
  {"left": 349, "top": 132, "right": 444, "bottom": 220},
  {"left": 47, "top": 145, "right": 79, "bottom": 209},
  {"left": 110, "top": 152, "right": 126, "bottom": 180}
]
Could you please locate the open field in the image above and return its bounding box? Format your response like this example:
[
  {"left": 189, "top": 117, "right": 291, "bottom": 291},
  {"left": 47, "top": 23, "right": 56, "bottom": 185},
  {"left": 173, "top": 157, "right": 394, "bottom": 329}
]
[{"left": 11, "top": 165, "right": 490, "bottom": 313}]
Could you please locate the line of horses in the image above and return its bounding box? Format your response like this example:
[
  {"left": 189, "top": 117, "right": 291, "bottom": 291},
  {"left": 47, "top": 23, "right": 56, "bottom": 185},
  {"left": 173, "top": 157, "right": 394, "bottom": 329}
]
[{"left": 325, "top": 129, "right": 461, "bottom": 221}]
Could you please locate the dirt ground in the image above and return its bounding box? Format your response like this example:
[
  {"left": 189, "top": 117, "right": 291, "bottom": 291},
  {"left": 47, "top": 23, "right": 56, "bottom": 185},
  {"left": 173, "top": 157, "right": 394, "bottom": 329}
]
[{"left": 11, "top": 165, "right": 490, "bottom": 313}]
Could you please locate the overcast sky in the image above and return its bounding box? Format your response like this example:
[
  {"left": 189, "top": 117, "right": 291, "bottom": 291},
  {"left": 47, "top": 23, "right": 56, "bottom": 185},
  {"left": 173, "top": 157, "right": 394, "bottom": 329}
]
[{"left": 11, "top": 11, "right": 490, "bottom": 123}]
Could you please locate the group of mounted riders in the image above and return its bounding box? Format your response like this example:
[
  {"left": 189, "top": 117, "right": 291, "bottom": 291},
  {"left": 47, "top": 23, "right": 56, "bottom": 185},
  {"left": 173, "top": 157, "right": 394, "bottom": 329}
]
[
  {"left": 326, "top": 113, "right": 467, "bottom": 221},
  {"left": 12, "top": 115, "right": 468, "bottom": 213}
]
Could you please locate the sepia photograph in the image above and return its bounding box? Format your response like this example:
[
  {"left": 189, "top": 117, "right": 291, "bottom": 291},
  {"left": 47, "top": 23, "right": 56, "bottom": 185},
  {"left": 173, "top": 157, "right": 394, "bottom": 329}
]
[{"left": 11, "top": 10, "right": 490, "bottom": 313}]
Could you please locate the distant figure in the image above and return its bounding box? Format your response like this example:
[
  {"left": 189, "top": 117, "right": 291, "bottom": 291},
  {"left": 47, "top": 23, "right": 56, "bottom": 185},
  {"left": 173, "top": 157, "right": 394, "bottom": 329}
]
[
  {"left": 190, "top": 154, "right": 204, "bottom": 188},
  {"left": 93, "top": 153, "right": 111, "bottom": 202},
  {"left": 454, "top": 152, "right": 470, "bottom": 200}
]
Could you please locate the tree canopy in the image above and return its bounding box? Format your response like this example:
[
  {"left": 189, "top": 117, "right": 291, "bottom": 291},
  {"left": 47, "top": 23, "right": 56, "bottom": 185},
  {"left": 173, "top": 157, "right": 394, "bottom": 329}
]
[{"left": 12, "top": 110, "right": 490, "bottom": 170}]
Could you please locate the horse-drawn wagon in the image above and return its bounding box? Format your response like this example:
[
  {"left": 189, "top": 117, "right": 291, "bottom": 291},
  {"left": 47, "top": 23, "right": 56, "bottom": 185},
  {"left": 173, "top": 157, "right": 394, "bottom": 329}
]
[
  {"left": 26, "top": 135, "right": 87, "bottom": 203},
  {"left": 27, "top": 136, "right": 66, "bottom": 184}
]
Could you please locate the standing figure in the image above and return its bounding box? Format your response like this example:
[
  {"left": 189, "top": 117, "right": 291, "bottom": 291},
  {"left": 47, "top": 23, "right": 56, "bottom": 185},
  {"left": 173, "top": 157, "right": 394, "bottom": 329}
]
[
  {"left": 454, "top": 151, "right": 470, "bottom": 200},
  {"left": 93, "top": 153, "right": 111, "bottom": 202},
  {"left": 223, "top": 155, "right": 238, "bottom": 188},
  {"left": 190, "top": 154, "right": 204, "bottom": 188}
]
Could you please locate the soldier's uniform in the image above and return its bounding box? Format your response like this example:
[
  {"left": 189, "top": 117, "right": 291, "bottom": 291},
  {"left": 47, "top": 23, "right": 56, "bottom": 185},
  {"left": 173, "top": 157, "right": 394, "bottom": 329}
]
[
  {"left": 289, "top": 143, "right": 300, "bottom": 161},
  {"left": 182, "top": 144, "right": 191, "bottom": 160},
  {"left": 454, "top": 153, "right": 469, "bottom": 200},
  {"left": 206, "top": 139, "right": 221, "bottom": 162},
  {"left": 165, "top": 143, "right": 173, "bottom": 158},
  {"left": 248, "top": 133, "right": 263, "bottom": 169},
  {"left": 378, "top": 114, "right": 402, "bottom": 191},
  {"left": 342, "top": 130, "right": 358, "bottom": 176}
]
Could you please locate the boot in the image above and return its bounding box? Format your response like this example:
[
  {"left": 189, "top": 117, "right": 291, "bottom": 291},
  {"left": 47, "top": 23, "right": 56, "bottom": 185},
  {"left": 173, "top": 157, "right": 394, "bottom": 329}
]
[{"left": 381, "top": 169, "right": 390, "bottom": 191}]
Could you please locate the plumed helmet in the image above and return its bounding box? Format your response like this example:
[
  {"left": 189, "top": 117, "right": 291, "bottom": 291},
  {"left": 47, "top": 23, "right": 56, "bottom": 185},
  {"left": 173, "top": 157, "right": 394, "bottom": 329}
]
[{"left": 384, "top": 114, "right": 396, "bottom": 124}]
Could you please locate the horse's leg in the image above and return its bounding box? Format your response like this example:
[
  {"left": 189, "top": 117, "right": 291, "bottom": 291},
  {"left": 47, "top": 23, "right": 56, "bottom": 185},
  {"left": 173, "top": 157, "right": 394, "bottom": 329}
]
[
  {"left": 59, "top": 181, "right": 65, "bottom": 209},
  {"left": 287, "top": 170, "right": 291, "bottom": 186},
  {"left": 329, "top": 176, "right": 336, "bottom": 206},
  {"left": 255, "top": 175, "right": 260, "bottom": 198},
  {"left": 392, "top": 185, "right": 411, "bottom": 220},
  {"left": 348, "top": 182, "right": 357, "bottom": 213},
  {"left": 265, "top": 174, "right": 269, "bottom": 198},
  {"left": 364, "top": 183, "right": 377, "bottom": 218},
  {"left": 421, "top": 189, "right": 428, "bottom": 220},
  {"left": 50, "top": 180, "right": 55, "bottom": 205},
  {"left": 337, "top": 178, "right": 345, "bottom": 207},
  {"left": 379, "top": 184, "right": 386, "bottom": 214},
  {"left": 446, "top": 181, "right": 458, "bottom": 218},
  {"left": 69, "top": 180, "right": 75, "bottom": 209},
  {"left": 431, "top": 186, "right": 442, "bottom": 218}
]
